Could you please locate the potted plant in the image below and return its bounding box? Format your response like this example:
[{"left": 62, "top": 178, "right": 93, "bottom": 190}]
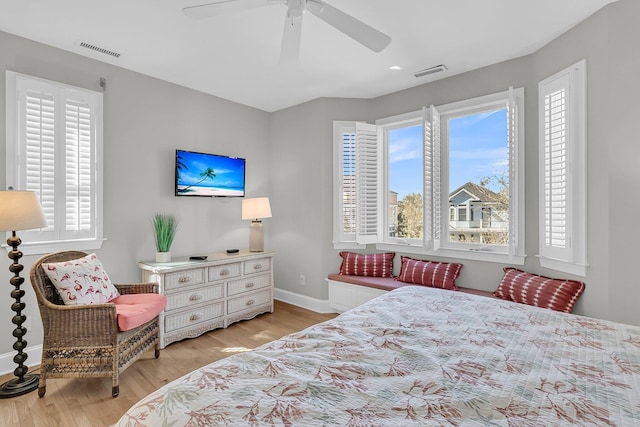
[{"left": 153, "top": 213, "right": 178, "bottom": 262}]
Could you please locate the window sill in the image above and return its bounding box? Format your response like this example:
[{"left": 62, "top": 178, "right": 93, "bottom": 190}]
[
  {"left": 2, "top": 237, "right": 107, "bottom": 256},
  {"left": 537, "top": 255, "right": 588, "bottom": 277},
  {"left": 376, "top": 242, "right": 526, "bottom": 265},
  {"left": 333, "top": 241, "right": 367, "bottom": 250}
]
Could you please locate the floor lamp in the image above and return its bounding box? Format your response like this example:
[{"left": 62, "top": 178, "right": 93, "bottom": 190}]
[
  {"left": 242, "top": 197, "right": 272, "bottom": 252},
  {"left": 0, "top": 190, "right": 47, "bottom": 398}
]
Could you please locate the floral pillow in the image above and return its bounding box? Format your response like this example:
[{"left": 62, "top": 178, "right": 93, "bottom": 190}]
[
  {"left": 493, "top": 267, "right": 585, "bottom": 313},
  {"left": 339, "top": 252, "right": 395, "bottom": 277},
  {"left": 396, "top": 256, "right": 463, "bottom": 290},
  {"left": 42, "top": 253, "right": 120, "bottom": 305}
]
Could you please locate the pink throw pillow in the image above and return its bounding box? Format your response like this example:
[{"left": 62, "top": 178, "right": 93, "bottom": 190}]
[
  {"left": 43, "top": 253, "right": 120, "bottom": 305},
  {"left": 493, "top": 268, "right": 585, "bottom": 313},
  {"left": 396, "top": 256, "right": 462, "bottom": 290},
  {"left": 339, "top": 252, "right": 395, "bottom": 277}
]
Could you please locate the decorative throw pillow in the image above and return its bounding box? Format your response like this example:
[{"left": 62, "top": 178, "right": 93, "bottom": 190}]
[
  {"left": 493, "top": 267, "right": 585, "bottom": 313},
  {"left": 43, "top": 253, "right": 120, "bottom": 305},
  {"left": 339, "top": 252, "right": 395, "bottom": 277},
  {"left": 396, "top": 256, "right": 462, "bottom": 290}
]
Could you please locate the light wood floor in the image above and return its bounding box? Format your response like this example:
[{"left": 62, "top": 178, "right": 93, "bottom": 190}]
[{"left": 0, "top": 301, "right": 337, "bottom": 427}]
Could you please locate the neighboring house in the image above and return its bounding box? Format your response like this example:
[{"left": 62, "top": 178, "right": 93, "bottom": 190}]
[
  {"left": 388, "top": 190, "right": 398, "bottom": 237},
  {"left": 449, "top": 182, "right": 508, "bottom": 244}
]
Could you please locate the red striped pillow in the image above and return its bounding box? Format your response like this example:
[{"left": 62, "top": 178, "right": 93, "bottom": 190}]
[
  {"left": 396, "top": 256, "right": 462, "bottom": 290},
  {"left": 339, "top": 252, "right": 395, "bottom": 277},
  {"left": 493, "top": 268, "right": 585, "bottom": 313}
]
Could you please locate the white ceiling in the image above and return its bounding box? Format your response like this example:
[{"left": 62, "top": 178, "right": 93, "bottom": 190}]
[{"left": 0, "top": 0, "right": 617, "bottom": 112}]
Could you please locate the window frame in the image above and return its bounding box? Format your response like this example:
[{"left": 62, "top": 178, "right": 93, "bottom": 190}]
[
  {"left": 537, "top": 60, "right": 587, "bottom": 276},
  {"left": 5, "top": 71, "right": 105, "bottom": 255}
]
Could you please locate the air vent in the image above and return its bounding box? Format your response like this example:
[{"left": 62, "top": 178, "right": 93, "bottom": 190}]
[
  {"left": 80, "top": 42, "right": 121, "bottom": 58},
  {"left": 414, "top": 64, "right": 447, "bottom": 78}
]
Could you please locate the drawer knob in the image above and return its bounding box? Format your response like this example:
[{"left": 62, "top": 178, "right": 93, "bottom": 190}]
[
  {"left": 190, "top": 313, "right": 203, "bottom": 321},
  {"left": 253, "top": 264, "right": 262, "bottom": 270},
  {"left": 189, "top": 294, "right": 202, "bottom": 301},
  {"left": 220, "top": 269, "right": 230, "bottom": 276},
  {"left": 179, "top": 276, "right": 191, "bottom": 283},
  {"left": 245, "top": 282, "right": 255, "bottom": 288},
  {"left": 245, "top": 299, "right": 255, "bottom": 306}
]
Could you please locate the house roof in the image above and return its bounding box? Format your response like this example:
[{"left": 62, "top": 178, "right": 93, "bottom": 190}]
[{"left": 449, "top": 182, "right": 502, "bottom": 204}]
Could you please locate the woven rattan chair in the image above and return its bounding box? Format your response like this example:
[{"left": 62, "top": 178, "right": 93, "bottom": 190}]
[{"left": 30, "top": 251, "right": 161, "bottom": 398}]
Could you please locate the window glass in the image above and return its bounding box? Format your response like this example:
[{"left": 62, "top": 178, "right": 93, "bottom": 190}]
[
  {"left": 447, "top": 108, "right": 509, "bottom": 246},
  {"left": 387, "top": 124, "right": 423, "bottom": 240}
]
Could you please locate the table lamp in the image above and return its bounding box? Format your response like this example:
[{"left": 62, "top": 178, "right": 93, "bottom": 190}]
[
  {"left": 0, "top": 190, "right": 47, "bottom": 398},
  {"left": 241, "top": 197, "right": 272, "bottom": 252}
]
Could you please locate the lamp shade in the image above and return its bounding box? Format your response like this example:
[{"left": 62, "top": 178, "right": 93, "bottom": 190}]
[
  {"left": 242, "top": 197, "right": 272, "bottom": 220},
  {"left": 0, "top": 191, "right": 47, "bottom": 232}
]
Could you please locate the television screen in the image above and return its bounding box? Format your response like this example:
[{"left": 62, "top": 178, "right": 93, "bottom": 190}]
[{"left": 175, "top": 149, "right": 245, "bottom": 197}]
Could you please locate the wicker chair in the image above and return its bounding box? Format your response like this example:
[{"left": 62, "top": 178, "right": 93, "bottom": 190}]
[{"left": 30, "top": 251, "right": 161, "bottom": 398}]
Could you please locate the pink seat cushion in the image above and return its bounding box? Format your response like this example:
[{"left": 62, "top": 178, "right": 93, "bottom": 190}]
[{"left": 112, "top": 294, "right": 166, "bottom": 331}]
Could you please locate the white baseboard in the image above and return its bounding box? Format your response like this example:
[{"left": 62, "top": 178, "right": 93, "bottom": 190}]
[
  {"left": 0, "top": 345, "right": 42, "bottom": 376},
  {"left": 274, "top": 287, "right": 334, "bottom": 313}
]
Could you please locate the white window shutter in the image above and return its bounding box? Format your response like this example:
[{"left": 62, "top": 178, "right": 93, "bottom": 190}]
[
  {"left": 355, "top": 122, "right": 379, "bottom": 244},
  {"left": 538, "top": 60, "right": 587, "bottom": 275},
  {"left": 507, "top": 87, "right": 518, "bottom": 256},
  {"left": 423, "top": 105, "right": 441, "bottom": 250},
  {"left": 540, "top": 74, "right": 571, "bottom": 261}
]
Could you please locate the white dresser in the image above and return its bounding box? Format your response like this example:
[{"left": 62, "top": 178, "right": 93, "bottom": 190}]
[{"left": 139, "top": 250, "right": 274, "bottom": 348}]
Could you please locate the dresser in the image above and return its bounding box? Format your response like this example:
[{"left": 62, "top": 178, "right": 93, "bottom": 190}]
[{"left": 139, "top": 250, "right": 274, "bottom": 349}]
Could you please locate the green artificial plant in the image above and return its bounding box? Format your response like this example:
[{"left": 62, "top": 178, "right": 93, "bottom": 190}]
[{"left": 153, "top": 213, "right": 178, "bottom": 253}]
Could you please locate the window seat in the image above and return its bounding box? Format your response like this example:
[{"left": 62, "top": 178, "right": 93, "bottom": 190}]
[{"left": 326, "top": 274, "right": 496, "bottom": 313}]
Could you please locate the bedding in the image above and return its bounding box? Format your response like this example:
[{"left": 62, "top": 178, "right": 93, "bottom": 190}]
[{"left": 116, "top": 286, "right": 640, "bottom": 426}]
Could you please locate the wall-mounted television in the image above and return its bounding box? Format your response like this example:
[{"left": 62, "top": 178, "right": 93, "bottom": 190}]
[{"left": 175, "top": 149, "right": 245, "bottom": 197}]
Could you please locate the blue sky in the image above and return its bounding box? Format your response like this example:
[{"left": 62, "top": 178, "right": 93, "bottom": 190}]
[{"left": 388, "top": 108, "right": 508, "bottom": 199}]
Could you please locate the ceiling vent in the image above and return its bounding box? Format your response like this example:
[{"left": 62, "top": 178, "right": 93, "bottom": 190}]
[
  {"left": 80, "top": 42, "right": 121, "bottom": 58},
  {"left": 414, "top": 64, "right": 447, "bottom": 78}
]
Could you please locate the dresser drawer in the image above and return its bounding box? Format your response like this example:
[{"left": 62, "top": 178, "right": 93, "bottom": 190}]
[
  {"left": 227, "top": 289, "right": 271, "bottom": 314},
  {"left": 208, "top": 263, "right": 241, "bottom": 281},
  {"left": 164, "top": 301, "right": 224, "bottom": 333},
  {"left": 244, "top": 257, "right": 271, "bottom": 275},
  {"left": 165, "top": 283, "right": 224, "bottom": 311},
  {"left": 227, "top": 273, "right": 271, "bottom": 297},
  {"left": 165, "top": 268, "right": 205, "bottom": 290}
]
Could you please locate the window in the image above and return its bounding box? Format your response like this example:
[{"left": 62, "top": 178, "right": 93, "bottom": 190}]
[
  {"left": 538, "top": 60, "right": 587, "bottom": 276},
  {"left": 333, "top": 88, "right": 525, "bottom": 264},
  {"left": 5, "top": 71, "right": 104, "bottom": 254}
]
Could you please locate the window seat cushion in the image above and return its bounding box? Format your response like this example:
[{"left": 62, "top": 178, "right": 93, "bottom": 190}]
[
  {"left": 112, "top": 293, "right": 167, "bottom": 331},
  {"left": 327, "top": 274, "right": 496, "bottom": 299}
]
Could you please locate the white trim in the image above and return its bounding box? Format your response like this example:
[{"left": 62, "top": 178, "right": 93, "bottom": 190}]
[
  {"left": 0, "top": 345, "right": 42, "bottom": 376},
  {"left": 2, "top": 237, "right": 106, "bottom": 256},
  {"left": 274, "top": 287, "right": 334, "bottom": 313}
]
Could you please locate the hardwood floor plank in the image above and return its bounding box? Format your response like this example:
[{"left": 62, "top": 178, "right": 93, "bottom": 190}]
[{"left": 0, "top": 300, "right": 336, "bottom": 427}]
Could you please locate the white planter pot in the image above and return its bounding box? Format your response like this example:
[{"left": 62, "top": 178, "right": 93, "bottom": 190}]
[{"left": 155, "top": 251, "right": 171, "bottom": 263}]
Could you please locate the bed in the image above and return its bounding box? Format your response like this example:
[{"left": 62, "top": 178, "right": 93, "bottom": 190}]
[{"left": 116, "top": 285, "right": 640, "bottom": 426}]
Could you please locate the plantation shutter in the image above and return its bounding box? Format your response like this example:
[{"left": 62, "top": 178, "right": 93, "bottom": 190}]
[
  {"left": 355, "top": 122, "right": 379, "bottom": 244},
  {"left": 423, "top": 105, "right": 441, "bottom": 250},
  {"left": 7, "top": 71, "right": 102, "bottom": 247},
  {"left": 539, "top": 74, "right": 571, "bottom": 261},
  {"left": 64, "top": 97, "right": 95, "bottom": 238},
  {"left": 507, "top": 87, "right": 518, "bottom": 257}
]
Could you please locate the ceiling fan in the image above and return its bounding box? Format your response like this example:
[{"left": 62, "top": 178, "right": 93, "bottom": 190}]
[{"left": 183, "top": 0, "right": 392, "bottom": 63}]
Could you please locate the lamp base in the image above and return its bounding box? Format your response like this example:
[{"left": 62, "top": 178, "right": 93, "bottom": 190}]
[
  {"left": 249, "top": 220, "right": 264, "bottom": 252},
  {"left": 0, "top": 373, "right": 39, "bottom": 399}
]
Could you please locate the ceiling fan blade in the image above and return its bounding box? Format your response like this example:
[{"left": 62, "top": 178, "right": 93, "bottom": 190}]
[
  {"left": 279, "top": 7, "right": 303, "bottom": 64},
  {"left": 183, "top": 0, "right": 277, "bottom": 19},
  {"left": 306, "top": 0, "right": 391, "bottom": 52}
]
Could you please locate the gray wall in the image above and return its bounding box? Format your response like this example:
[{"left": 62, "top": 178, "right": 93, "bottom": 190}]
[
  {"left": 1, "top": 0, "right": 639, "bottom": 362},
  {"left": 0, "top": 31, "right": 270, "bottom": 356},
  {"left": 269, "top": 0, "right": 640, "bottom": 326}
]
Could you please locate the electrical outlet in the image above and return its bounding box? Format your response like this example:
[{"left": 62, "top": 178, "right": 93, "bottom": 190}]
[{"left": 299, "top": 274, "right": 306, "bottom": 286}]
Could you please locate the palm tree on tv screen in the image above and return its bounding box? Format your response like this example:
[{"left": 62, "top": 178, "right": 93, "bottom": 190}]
[{"left": 178, "top": 167, "right": 216, "bottom": 193}]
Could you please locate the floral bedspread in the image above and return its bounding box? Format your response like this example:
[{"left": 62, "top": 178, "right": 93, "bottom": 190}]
[{"left": 116, "top": 286, "right": 640, "bottom": 426}]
